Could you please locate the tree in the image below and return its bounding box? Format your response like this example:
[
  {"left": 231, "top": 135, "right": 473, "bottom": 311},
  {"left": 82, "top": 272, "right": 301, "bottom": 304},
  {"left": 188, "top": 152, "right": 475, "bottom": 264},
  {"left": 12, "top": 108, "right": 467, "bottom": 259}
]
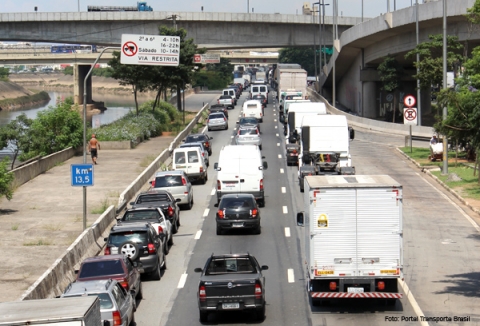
[
  {"left": 0, "top": 157, "right": 14, "bottom": 200},
  {"left": 206, "top": 58, "right": 234, "bottom": 81},
  {"left": 278, "top": 47, "right": 316, "bottom": 76},
  {"left": 0, "top": 67, "right": 9, "bottom": 81},
  {"left": 19, "top": 97, "right": 83, "bottom": 161},
  {"left": 405, "top": 34, "right": 463, "bottom": 92},
  {"left": 377, "top": 55, "right": 404, "bottom": 123},
  {"left": 0, "top": 114, "right": 33, "bottom": 169}
]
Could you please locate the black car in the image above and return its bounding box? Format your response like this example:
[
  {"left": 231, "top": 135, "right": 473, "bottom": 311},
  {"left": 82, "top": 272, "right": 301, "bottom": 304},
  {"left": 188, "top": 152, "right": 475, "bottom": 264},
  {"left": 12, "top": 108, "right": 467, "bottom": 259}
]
[
  {"left": 215, "top": 194, "right": 261, "bottom": 235},
  {"left": 184, "top": 133, "right": 213, "bottom": 156},
  {"left": 129, "top": 190, "right": 181, "bottom": 234},
  {"left": 209, "top": 104, "right": 230, "bottom": 117},
  {"left": 194, "top": 253, "right": 268, "bottom": 322},
  {"left": 227, "top": 85, "right": 241, "bottom": 98},
  {"left": 104, "top": 222, "right": 166, "bottom": 280},
  {"left": 237, "top": 117, "right": 261, "bottom": 133}
]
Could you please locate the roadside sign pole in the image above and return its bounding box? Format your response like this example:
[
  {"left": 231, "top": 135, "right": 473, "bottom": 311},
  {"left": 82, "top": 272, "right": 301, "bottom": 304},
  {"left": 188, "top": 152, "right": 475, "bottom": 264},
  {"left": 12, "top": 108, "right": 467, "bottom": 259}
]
[
  {"left": 410, "top": 125, "right": 412, "bottom": 153},
  {"left": 82, "top": 47, "right": 120, "bottom": 230}
]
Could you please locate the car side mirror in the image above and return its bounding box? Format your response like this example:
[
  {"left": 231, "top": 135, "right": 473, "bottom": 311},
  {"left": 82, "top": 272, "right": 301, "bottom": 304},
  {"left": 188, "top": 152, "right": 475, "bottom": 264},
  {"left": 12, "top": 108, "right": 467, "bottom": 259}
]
[
  {"left": 194, "top": 268, "right": 203, "bottom": 273},
  {"left": 209, "top": 137, "right": 213, "bottom": 140},
  {"left": 74, "top": 270, "right": 79, "bottom": 275},
  {"left": 104, "top": 237, "right": 108, "bottom": 241},
  {"left": 129, "top": 202, "right": 134, "bottom": 205},
  {"left": 297, "top": 212, "right": 305, "bottom": 227},
  {"left": 236, "top": 121, "right": 239, "bottom": 124},
  {"left": 262, "top": 161, "right": 268, "bottom": 169},
  {"left": 262, "top": 156, "right": 265, "bottom": 159},
  {"left": 349, "top": 127, "right": 355, "bottom": 140},
  {"left": 261, "top": 265, "right": 269, "bottom": 270},
  {"left": 176, "top": 198, "right": 181, "bottom": 202},
  {"left": 214, "top": 163, "right": 219, "bottom": 170}
]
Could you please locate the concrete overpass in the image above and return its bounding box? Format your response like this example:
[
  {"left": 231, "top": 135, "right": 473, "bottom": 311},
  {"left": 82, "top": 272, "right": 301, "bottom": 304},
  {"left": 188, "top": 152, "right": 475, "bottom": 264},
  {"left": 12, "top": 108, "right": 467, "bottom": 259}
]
[
  {"left": 0, "top": 12, "right": 362, "bottom": 49},
  {"left": 319, "top": 0, "right": 478, "bottom": 123},
  {"left": 0, "top": 48, "right": 279, "bottom": 65}
]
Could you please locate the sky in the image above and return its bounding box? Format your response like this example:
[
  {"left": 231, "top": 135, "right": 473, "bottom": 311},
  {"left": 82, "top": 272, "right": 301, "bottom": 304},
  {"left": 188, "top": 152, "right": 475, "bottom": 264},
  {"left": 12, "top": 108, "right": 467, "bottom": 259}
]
[{"left": 1, "top": 0, "right": 425, "bottom": 18}]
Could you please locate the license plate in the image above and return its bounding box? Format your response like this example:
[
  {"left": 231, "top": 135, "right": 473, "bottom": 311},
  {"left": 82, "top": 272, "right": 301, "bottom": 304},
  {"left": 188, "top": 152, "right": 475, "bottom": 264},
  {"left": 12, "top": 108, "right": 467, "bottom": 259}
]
[
  {"left": 110, "top": 247, "right": 118, "bottom": 254},
  {"left": 222, "top": 303, "right": 239, "bottom": 309},
  {"left": 347, "top": 287, "right": 364, "bottom": 293},
  {"left": 316, "top": 270, "right": 334, "bottom": 275},
  {"left": 381, "top": 270, "right": 397, "bottom": 274},
  {"left": 224, "top": 182, "right": 236, "bottom": 187},
  {"left": 232, "top": 223, "right": 244, "bottom": 228}
]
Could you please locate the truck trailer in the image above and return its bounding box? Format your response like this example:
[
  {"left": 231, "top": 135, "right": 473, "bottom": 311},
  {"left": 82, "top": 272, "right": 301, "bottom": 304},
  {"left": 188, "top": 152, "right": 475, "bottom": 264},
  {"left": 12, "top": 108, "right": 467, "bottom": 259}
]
[
  {"left": 276, "top": 68, "right": 308, "bottom": 109},
  {"left": 297, "top": 175, "right": 404, "bottom": 306},
  {"left": 0, "top": 296, "right": 102, "bottom": 325}
]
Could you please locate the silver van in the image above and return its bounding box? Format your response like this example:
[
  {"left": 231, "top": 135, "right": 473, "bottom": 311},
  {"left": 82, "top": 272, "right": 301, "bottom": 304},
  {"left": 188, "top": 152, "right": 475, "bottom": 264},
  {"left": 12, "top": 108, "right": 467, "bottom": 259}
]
[{"left": 150, "top": 170, "right": 194, "bottom": 209}]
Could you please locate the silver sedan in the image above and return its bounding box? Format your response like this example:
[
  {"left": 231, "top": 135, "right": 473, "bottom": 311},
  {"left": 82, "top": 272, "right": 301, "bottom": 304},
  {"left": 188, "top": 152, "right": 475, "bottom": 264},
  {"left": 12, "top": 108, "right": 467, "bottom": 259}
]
[
  {"left": 207, "top": 112, "right": 228, "bottom": 131},
  {"left": 235, "top": 126, "right": 262, "bottom": 150}
]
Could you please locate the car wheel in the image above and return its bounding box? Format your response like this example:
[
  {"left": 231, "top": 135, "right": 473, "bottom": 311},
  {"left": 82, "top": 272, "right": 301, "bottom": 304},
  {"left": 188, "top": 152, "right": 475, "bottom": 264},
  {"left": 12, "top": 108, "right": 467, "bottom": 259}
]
[
  {"left": 187, "top": 197, "right": 193, "bottom": 210},
  {"left": 151, "top": 260, "right": 161, "bottom": 280},
  {"left": 161, "top": 252, "right": 167, "bottom": 270},
  {"left": 260, "top": 119, "right": 263, "bottom": 123},
  {"left": 216, "top": 225, "right": 222, "bottom": 235},
  {"left": 129, "top": 312, "right": 135, "bottom": 326},
  {"left": 208, "top": 127, "right": 211, "bottom": 131},
  {"left": 255, "top": 224, "right": 261, "bottom": 235},
  {"left": 136, "top": 282, "right": 143, "bottom": 300},
  {"left": 258, "top": 199, "right": 265, "bottom": 208},
  {"left": 201, "top": 174, "right": 207, "bottom": 185},
  {"left": 120, "top": 242, "right": 140, "bottom": 261},
  {"left": 164, "top": 239, "right": 170, "bottom": 255},
  {"left": 177, "top": 214, "right": 181, "bottom": 227},
  {"left": 225, "top": 125, "right": 228, "bottom": 130},
  {"left": 172, "top": 218, "right": 178, "bottom": 234},
  {"left": 256, "top": 304, "right": 265, "bottom": 321},
  {"left": 168, "top": 231, "right": 174, "bottom": 246},
  {"left": 200, "top": 311, "right": 209, "bottom": 323},
  {"left": 259, "top": 145, "right": 262, "bottom": 150}
]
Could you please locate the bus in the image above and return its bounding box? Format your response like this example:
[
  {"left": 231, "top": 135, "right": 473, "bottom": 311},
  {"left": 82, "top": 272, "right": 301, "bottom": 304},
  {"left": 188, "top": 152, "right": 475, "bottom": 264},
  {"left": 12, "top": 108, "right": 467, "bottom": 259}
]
[{"left": 50, "top": 44, "right": 97, "bottom": 53}]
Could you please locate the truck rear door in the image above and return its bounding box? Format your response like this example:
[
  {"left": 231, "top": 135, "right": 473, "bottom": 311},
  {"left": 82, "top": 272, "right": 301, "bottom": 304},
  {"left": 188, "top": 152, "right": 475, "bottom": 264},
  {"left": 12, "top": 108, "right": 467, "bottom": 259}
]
[
  {"left": 218, "top": 159, "right": 241, "bottom": 194},
  {"left": 239, "top": 158, "right": 262, "bottom": 194}
]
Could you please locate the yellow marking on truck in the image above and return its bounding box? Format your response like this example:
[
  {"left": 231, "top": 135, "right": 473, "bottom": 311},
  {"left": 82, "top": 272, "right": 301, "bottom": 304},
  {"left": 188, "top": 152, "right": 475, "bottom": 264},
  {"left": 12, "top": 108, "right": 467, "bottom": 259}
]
[
  {"left": 316, "top": 270, "right": 334, "bottom": 275},
  {"left": 380, "top": 270, "right": 397, "bottom": 274}
]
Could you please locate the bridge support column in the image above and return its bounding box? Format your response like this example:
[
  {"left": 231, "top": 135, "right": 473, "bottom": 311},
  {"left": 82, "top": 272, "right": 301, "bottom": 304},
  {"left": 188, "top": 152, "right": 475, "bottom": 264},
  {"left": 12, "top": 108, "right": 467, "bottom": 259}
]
[
  {"left": 73, "top": 64, "right": 93, "bottom": 105},
  {"left": 362, "top": 81, "right": 377, "bottom": 118}
]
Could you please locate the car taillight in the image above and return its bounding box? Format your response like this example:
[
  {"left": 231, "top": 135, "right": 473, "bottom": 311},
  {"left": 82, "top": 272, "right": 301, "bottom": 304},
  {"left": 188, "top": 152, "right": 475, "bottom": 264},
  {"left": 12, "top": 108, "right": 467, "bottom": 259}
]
[
  {"left": 217, "top": 209, "right": 225, "bottom": 219},
  {"left": 104, "top": 247, "right": 111, "bottom": 255},
  {"left": 119, "top": 278, "right": 129, "bottom": 289},
  {"left": 255, "top": 283, "right": 262, "bottom": 299},
  {"left": 151, "top": 180, "right": 156, "bottom": 187},
  {"left": 148, "top": 243, "right": 156, "bottom": 254},
  {"left": 293, "top": 149, "right": 297, "bottom": 154},
  {"left": 207, "top": 119, "right": 210, "bottom": 123},
  {"left": 200, "top": 167, "right": 204, "bottom": 173},
  {"left": 158, "top": 226, "right": 164, "bottom": 234},
  {"left": 202, "top": 152, "right": 205, "bottom": 157},
  {"left": 182, "top": 177, "right": 187, "bottom": 185},
  {"left": 217, "top": 180, "right": 221, "bottom": 190},
  {"left": 199, "top": 285, "right": 206, "bottom": 301},
  {"left": 217, "top": 99, "right": 220, "bottom": 104},
  {"left": 168, "top": 206, "right": 174, "bottom": 217},
  {"left": 205, "top": 142, "right": 210, "bottom": 148},
  {"left": 259, "top": 179, "right": 264, "bottom": 190},
  {"left": 250, "top": 208, "right": 258, "bottom": 218},
  {"left": 223, "top": 118, "right": 226, "bottom": 121},
  {"left": 113, "top": 311, "right": 122, "bottom": 326}
]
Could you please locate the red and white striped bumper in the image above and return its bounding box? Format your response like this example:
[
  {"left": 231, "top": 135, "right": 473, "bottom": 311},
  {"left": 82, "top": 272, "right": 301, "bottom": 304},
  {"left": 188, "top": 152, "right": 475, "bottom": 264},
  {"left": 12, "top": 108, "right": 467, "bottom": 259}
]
[{"left": 311, "top": 292, "right": 402, "bottom": 299}]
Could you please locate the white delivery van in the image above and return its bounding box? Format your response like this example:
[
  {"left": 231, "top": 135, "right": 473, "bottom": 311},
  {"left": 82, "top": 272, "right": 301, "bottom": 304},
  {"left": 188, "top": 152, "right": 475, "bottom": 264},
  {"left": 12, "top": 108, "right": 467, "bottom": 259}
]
[
  {"left": 250, "top": 84, "right": 268, "bottom": 103},
  {"left": 297, "top": 175, "right": 403, "bottom": 306},
  {"left": 285, "top": 102, "right": 327, "bottom": 136},
  {"left": 172, "top": 147, "right": 208, "bottom": 184},
  {"left": 222, "top": 88, "right": 237, "bottom": 105},
  {"left": 281, "top": 98, "right": 310, "bottom": 122},
  {"left": 214, "top": 145, "right": 268, "bottom": 206},
  {"left": 242, "top": 100, "right": 264, "bottom": 122}
]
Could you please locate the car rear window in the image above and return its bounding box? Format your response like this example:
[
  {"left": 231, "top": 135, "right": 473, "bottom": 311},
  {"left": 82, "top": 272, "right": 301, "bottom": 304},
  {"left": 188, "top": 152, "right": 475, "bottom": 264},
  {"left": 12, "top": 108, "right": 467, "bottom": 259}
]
[
  {"left": 220, "top": 197, "right": 254, "bottom": 209},
  {"left": 109, "top": 231, "right": 148, "bottom": 247},
  {"left": 219, "top": 95, "right": 231, "bottom": 99},
  {"left": 154, "top": 175, "right": 183, "bottom": 187},
  {"left": 246, "top": 104, "right": 258, "bottom": 109},
  {"left": 187, "top": 150, "right": 199, "bottom": 163},
  {"left": 79, "top": 260, "right": 124, "bottom": 278},
  {"left": 122, "top": 210, "right": 161, "bottom": 221},
  {"left": 260, "top": 86, "right": 267, "bottom": 92},
  {"left": 185, "top": 135, "right": 206, "bottom": 143},
  {"left": 240, "top": 118, "right": 257, "bottom": 124},
  {"left": 174, "top": 151, "right": 186, "bottom": 164},
  {"left": 239, "top": 128, "right": 258, "bottom": 136},
  {"left": 206, "top": 258, "right": 256, "bottom": 274},
  {"left": 209, "top": 114, "right": 224, "bottom": 119},
  {"left": 66, "top": 293, "right": 113, "bottom": 310},
  {"left": 136, "top": 194, "right": 169, "bottom": 203}
]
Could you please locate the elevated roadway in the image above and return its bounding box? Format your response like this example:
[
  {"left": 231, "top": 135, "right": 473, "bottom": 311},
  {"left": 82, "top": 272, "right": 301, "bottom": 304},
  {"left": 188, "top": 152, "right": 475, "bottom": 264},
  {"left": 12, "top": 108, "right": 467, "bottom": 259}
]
[{"left": 0, "top": 11, "right": 362, "bottom": 49}]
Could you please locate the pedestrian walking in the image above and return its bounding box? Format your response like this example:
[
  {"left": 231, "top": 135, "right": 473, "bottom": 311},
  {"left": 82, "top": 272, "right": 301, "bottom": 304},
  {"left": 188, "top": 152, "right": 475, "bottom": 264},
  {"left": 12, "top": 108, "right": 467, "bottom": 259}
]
[{"left": 88, "top": 134, "right": 100, "bottom": 165}]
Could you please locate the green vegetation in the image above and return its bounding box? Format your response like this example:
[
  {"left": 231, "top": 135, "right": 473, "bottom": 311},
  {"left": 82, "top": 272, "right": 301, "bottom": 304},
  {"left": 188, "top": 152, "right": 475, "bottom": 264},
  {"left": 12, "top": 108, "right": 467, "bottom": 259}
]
[
  {"left": 399, "top": 147, "right": 465, "bottom": 167},
  {"left": 193, "top": 58, "right": 234, "bottom": 90},
  {"left": 377, "top": 55, "right": 404, "bottom": 123},
  {"left": 0, "top": 91, "right": 50, "bottom": 109},
  {"left": 0, "top": 157, "right": 14, "bottom": 200},
  {"left": 278, "top": 47, "right": 330, "bottom": 76},
  {"left": 432, "top": 167, "right": 480, "bottom": 200},
  {"left": 0, "top": 114, "right": 32, "bottom": 169},
  {"left": 63, "top": 66, "right": 114, "bottom": 77},
  {"left": 0, "top": 67, "right": 9, "bottom": 81},
  {"left": 23, "top": 239, "right": 52, "bottom": 246}
]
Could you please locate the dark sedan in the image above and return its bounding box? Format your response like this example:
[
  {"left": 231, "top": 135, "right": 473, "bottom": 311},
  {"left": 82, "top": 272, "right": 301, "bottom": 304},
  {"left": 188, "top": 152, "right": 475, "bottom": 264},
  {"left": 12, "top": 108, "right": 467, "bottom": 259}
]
[
  {"left": 215, "top": 194, "right": 261, "bottom": 235},
  {"left": 194, "top": 253, "right": 268, "bottom": 322},
  {"left": 237, "top": 117, "right": 261, "bottom": 133},
  {"left": 184, "top": 133, "right": 213, "bottom": 155}
]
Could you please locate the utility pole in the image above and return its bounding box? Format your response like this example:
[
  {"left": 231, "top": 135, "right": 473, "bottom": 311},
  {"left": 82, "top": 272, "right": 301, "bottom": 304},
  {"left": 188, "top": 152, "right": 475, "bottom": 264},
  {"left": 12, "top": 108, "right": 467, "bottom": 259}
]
[
  {"left": 312, "top": 4, "right": 318, "bottom": 83},
  {"left": 387, "top": 0, "right": 390, "bottom": 12},
  {"left": 322, "top": 0, "right": 328, "bottom": 74},
  {"left": 318, "top": 2, "right": 321, "bottom": 79},
  {"left": 172, "top": 14, "right": 178, "bottom": 31},
  {"left": 442, "top": 0, "right": 448, "bottom": 174},
  {"left": 333, "top": 0, "right": 337, "bottom": 107},
  {"left": 416, "top": 0, "right": 421, "bottom": 126},
  {"left": 362, "top": 0, "right": 364, "bottom": 22}
]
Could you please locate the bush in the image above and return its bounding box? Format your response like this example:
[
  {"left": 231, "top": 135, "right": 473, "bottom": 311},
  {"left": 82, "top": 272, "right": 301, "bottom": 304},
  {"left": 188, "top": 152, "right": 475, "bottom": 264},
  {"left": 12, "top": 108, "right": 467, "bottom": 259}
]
[
  {"left": 0, "top": 157, "right": 14, "bottom": 200},
  {"left": 193, "top": 71, "right": 230, "bottom": 90}
]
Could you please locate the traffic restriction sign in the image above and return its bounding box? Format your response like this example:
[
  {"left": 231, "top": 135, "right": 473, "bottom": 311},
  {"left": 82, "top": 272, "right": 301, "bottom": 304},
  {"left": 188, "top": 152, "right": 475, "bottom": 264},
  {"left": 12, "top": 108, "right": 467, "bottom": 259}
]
[
  {"left": 403, "top": 107, "right": 417, "bottom": 125},
  {"left": 403, "top": 95, "right": 416, "bottom": 108}
]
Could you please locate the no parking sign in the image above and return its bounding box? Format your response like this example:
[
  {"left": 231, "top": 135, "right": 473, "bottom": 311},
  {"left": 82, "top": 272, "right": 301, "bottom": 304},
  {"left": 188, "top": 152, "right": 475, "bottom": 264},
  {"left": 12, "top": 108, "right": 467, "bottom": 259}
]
[{"left": 403, "top": 107, "right": 417, "bottom": 125}]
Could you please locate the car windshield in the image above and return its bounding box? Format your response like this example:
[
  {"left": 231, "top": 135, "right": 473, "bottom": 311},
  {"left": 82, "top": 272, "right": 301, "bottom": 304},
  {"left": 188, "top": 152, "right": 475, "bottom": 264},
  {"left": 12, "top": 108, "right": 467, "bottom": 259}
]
[
  {"left": 220, "top": 197, "right": 254, "bottom": 209},
  {"left": 240, "top": 118, "right": 257, "bottom": 124},
  {"left": 239, "top": 128, "right": 258, "bottom": 136},
  {"left": 109, "top": 231, "right": 148, "bottom": 247},
  {"left": 206, "top": 258, "right": 256, "bottom": 275},
  {"left": 185, "top": 135, "right": 206, "bottom": 143},
  {"left": 154, "top": 175, "right": 183, "bottom": 187},
  {"left": 64, "top": 293, "right": 113, "bottom": 310},
  {"left": 135, "top": 194, "right": 169, "bottom": 204},
  {"left": 79, "top": 260, "right": 124, "bottom": 278},
  {"left": 122, "top": 210, "right": 161, "bottom": 221}
]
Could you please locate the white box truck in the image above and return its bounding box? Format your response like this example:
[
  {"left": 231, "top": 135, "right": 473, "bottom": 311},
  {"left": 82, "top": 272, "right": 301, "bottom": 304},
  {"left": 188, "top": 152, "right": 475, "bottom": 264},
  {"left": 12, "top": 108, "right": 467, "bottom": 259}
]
[
  {"left": 284, "top": 102, "right": 327, "bottom": 137},
  {"left": 276, "top": 68, "right": 308, "bottom": 110},
  {"left": 0, "top": 296, "right": 102, "bottom": 325},
  {"left": 298, "top": 115, "right": 355, "bottom": 191},
  {"left": 296, "top": 175, "right": 404, "bottom": 306}
]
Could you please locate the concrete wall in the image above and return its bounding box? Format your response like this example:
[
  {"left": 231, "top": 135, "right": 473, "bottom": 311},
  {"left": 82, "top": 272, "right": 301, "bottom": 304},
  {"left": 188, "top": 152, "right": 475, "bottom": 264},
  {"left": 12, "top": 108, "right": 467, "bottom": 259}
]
[
  {"left": 20, "top": 206, "right": 116, "bottom": 300},
  {"left": 10, "top": 147, "right": 76, "bottom": 189},
  {"left": 337, "top": 53, "right": 362, "bottom": 115}
]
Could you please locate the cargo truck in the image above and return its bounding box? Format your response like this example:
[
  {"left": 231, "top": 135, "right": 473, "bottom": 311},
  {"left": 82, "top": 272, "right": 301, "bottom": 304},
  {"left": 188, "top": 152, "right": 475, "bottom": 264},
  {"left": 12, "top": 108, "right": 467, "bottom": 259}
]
[
  {"left": 0, "top": 296, "right": 103, "bottom": 325},
  {"left": 296, "top": 175, "right": 404, "bottom": 306},
  {"left": 276, "top": 68, "right": 308, "bottom": 112}
]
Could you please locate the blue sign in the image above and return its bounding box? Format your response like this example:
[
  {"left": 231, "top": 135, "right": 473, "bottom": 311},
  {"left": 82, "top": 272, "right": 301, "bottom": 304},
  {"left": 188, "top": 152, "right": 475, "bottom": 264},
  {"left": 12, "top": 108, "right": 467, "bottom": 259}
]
[{"left": 71, "top": 164, "right": 94, "bottom": 187}]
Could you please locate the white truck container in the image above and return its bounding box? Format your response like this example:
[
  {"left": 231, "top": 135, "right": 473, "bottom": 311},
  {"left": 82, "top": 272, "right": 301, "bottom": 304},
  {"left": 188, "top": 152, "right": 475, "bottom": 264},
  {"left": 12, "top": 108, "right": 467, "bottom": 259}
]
[
  {"left": 297, "top": 175, "right": 403, "bottom": 305},
  {"left": 0, "top": 296, "right": 102, "bottom": 325},
  {"left": 298, "top": 115, "right": 355, "bottom": 187},
  {"left": 284, "top": 102, "right": 327, "bottom": 136},
  {"left": 276, "top": 68, "right": 307, "bottom": 109},
  {"left": 280, "top": 98, "right": 310, "bottom": 123}
]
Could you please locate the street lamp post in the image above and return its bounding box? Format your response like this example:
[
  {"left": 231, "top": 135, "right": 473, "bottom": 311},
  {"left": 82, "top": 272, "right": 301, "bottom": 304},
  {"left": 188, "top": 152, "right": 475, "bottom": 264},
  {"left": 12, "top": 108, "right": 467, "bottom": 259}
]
[
  {"left": 333, "top": 0, "right": 337, "bottom": 108},
  {"left": 416, "top": 0, "right": 421, "bottom": 126},
  {"left": 442, "top": 0, "right": 448, "bottom": 174},
  {"left": 312, "top": 4, "right": 318, "bottom": 83}
]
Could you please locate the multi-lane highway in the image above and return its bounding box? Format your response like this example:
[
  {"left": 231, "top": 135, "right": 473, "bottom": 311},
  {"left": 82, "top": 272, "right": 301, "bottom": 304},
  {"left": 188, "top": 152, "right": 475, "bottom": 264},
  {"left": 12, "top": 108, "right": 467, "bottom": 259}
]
[{"left": 129, "top": 88, "right": 480, "bottom": 326}]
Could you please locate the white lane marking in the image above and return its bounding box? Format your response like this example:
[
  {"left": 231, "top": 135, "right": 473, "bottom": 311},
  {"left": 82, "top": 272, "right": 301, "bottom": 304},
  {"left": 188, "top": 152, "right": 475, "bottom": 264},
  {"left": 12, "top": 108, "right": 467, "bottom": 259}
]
[
  {"left": 281, "top": 187, "right": 286, "bottom": 193},
  {"left": 419, "top": 175, "right": 480, "bottom": 232},
  {"left": 280, "top": 168, "right": 284, "bottom": 174},
  {"left": 274, "top": 119, "right": 277, "bottom": 122},
  {"left": 273, "top": 113, "right": 276, "bottom": 116},
  {"left": 194, "top": 230, "right": 202, "bottom": 240},
  {"left": 273, "top": 109, "right": 276, "bottom": 112},
  {"left": 234, "top": 128, "right": 237, "bottom": 131},
  {"left": 210, "top": 188, "right": 216, "bottom": 196},
  {"left": 285, "top": 227, "right": 291, "bottom": 237},
  {"left": 283, "top": 206, "right": 288, "bottom": 214},
  {"left": 398, "top": 279, "right": 428, "bottom": 326},
  {"left": 277, "top": 143, "right": 280, "bottom": 147},
  {"left": 276, "top": 133, "right": 279, "bottom": 137},
  {"left": 203, "top": 208, "right": 210, "bottom": 217},
  {"left": 177, "top": 273, "right": 188, "bottom": 288},
  {"left": 231, "top": 135, "right": 234, "bottom": 138},
  {"left": 287, "top": 269, "right": 295, "bottom": 283},
  {"left": 275, "top": 126, "right": 278, "bottom": 129},
  {"left": 278, "top": 154, "right": 282, "bottom": 159}
]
